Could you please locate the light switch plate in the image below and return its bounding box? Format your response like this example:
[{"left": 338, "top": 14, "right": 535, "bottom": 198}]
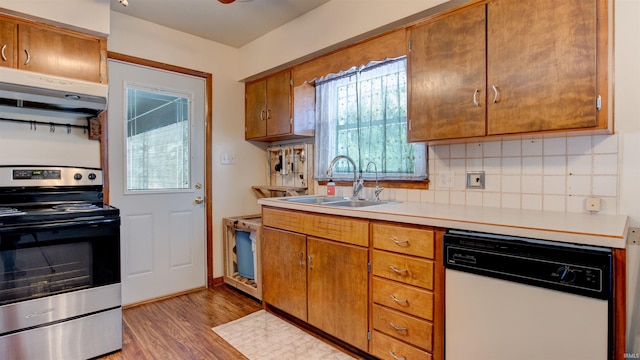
[
  {"left": 220, "top": 152, "right": 236, "bottom": 165},
  {"left": 437, "top": 171, "right": 454, "bottom": 189}
]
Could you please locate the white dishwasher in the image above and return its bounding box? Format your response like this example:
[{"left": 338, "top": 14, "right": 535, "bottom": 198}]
[{"left": 443, "top": 230, "right": 612, "bottom": 360}]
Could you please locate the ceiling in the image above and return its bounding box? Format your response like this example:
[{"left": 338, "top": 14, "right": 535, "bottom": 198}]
[{"left": 110, "top": 0, "right": 331, "bottom": 48}]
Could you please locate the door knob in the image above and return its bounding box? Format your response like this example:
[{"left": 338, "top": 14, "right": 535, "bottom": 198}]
[{"left": 194, "top": 196, "right": 204, "bottom": 204}]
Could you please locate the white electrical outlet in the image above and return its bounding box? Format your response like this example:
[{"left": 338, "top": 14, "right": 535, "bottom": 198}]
[
  {"left": 585, "top": 197, "right": 601, "bottom": 212},
  {"left": 465, "top": 171, "right": 485, "bottom": 189}
]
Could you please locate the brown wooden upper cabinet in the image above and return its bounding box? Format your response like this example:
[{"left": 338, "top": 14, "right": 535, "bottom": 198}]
[
  {"left": 0, "top": 15, "right": 106, "bottom": 83},
  {"left": 409, "top": 0, "right": 609, "bottom": 142},
  {"left": 0, "top": 19, "right": 16, "bottom": 68},
  {"left": 245, "top": 70, "right": 315, "bottom": 142}
]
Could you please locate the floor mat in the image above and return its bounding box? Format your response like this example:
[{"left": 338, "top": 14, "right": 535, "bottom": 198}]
[{"left": 212, "top": 310, "right": 356, "bottom": 360}]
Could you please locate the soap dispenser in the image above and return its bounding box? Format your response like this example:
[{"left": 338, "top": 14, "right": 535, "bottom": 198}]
[{"left": 326, "top": 179, "right": 336, "bottom": 196}]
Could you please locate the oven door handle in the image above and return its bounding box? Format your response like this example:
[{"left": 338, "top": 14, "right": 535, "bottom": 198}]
[{"left": 0, "top": 217, "right": 120, "bottom": 233}]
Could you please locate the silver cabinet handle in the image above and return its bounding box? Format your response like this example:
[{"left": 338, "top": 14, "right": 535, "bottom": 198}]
[
  {"left": 308, "top": 255, "right": 313, "bottom": 269},
  {"left": 492, "top": 85, "right": 500, "bottom": 103},
  {"left": 194, "top": 196, "right": 204, "bottom": 204},
  {"left": 390, "top": 265, "right": 408, "bottom": 275},
  {"left": 473, "top": 88, "right": 480, "bottom": 107},
  {"left": 260, "top": 110, "right": 265, "bottom": 121},
  {"left": 1, "top": 44, "right": 6, "bottom": 62},
  {"left": 390, "top": 237, "right": 409, "bottom": 246},
  {"left": 389, "top": 351, "right": 406, "bottom": 360},
  {"left": 266, "top": 109, "right": 271, "bottom": 119},
  {"left": 298, "top": 251, "right": 304, "bottom": 267},
  {"left": 24, "top": 49, "right": 30, "bottom": 65},
  {"left": 390, "top": 294, "right": 408, "bottom": 304},
  {"left": 388, "top": 322, "right": 407, "bottom": 332}
]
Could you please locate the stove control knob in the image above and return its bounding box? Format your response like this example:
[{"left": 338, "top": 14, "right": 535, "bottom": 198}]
[
  {"left": 74, "top": 173, "right": 82, "bottom": 180},
  {"left": 88, "top": 173, "right": 97, "bottom": 180}
]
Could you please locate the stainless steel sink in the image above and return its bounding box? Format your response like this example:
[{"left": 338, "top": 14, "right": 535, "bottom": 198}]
[
  {"left": 281, "top": 196, "right": 346, "bottom": 204},
  {"left": 326, "top": 199, "right": 399, "bottom": 208},
  {"left": 281, "top": 196, "right": 398, "bottom": 208}
]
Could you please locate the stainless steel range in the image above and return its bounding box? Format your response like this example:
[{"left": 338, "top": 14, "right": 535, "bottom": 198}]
[{"left": 0, "top": 166, "right": 121, "bottom": 360}]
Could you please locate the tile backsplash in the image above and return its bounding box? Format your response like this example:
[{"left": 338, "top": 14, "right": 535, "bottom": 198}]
[{"left": 317, "top": 134, "right": 620, "bottom": 215}]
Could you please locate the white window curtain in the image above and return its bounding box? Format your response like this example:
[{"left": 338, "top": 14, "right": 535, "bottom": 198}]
[{"left": 314, "top": 57, "right": 426, "bottom": 181}]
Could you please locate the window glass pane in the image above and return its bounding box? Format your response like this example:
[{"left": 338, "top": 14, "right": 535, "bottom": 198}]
[
  {"left": 316, "top": 57, "right": 425, "bottom": 181},
  {"left": 126, "top": 87, "right": 190, "bottom": 191}
]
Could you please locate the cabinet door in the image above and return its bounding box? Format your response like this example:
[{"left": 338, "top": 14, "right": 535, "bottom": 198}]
[
  {"left": 487, "top": 0, "right": 598, "bottom": 135},
  {"left": 266, "top": 70, "right": 292, "bottom": 137},
  {"left": 261, "top": 227, "right": 307, "bottom": 321},
  {"left": 245, "top": 79, "right": 267, "bottom": 139},
  {"left": 307, "top": 237, "right": 369, "bottom": 351},
  {"left": 17, "top": 24, "right": 103, "bottom": 82},
  {"left": 0, "top": 19, "right": 16, "bottom": 68},
  {"left": 409, "top": 5, "right": 486, "bottom": 141}
]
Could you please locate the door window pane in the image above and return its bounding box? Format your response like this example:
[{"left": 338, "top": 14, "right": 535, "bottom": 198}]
[{"left": 126, "top": 87, "right": 191, "bottom": 191}]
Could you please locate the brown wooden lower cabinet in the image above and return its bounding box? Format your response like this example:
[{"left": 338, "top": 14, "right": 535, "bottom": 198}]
[
  {"left": 370, "top": 222, "right": 443, "bottom": 359},
  {"left": 261, "top": 207, "right": 369, "bottom": 351},
  {"left": 261, "top": 227, "right": 307, "bottom": 321},
  {"left": 372, "top": 330, "right": 433, "bottom": 360},
  {"left": 261, "top": 207, "right": 444, "bottom": 358}
]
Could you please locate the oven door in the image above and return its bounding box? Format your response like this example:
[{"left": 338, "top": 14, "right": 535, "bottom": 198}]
[{"left": 0, "top": 217, "right": 121, "bottom": 334}]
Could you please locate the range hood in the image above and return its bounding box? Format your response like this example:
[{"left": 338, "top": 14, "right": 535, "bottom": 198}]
[{"left": 0, "top": 67, "right": 107, "bottom": 116}]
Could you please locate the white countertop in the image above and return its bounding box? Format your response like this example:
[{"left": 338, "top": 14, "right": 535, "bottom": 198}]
[{"left": 258, "top": 197, "right": 630, "bottom": 249}]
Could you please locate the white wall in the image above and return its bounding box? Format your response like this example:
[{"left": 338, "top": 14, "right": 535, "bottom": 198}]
[
  {"left": 0, "top": 0, "right": 110, "bottom": 36},
  {"left": 107, "top": 11, "right": 268, "bottom": 279}
]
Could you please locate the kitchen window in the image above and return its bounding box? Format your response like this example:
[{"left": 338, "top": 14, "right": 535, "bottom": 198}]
[{"left": 314, "top": 57, "right": 426, "bottom": 182}]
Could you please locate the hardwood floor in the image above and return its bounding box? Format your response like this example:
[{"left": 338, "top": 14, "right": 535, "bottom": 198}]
[{"left": 98, "top": 285, "right": 262, "bottom": 360}]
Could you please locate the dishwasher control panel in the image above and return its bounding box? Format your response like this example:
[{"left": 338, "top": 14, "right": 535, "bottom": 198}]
[{"left": 443, "top": 231, "right": 612, "bottom": 300}]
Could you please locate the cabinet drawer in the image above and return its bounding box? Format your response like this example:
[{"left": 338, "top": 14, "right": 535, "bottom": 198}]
[
  {"left": 372, "top": 250, "right": 433, "bottom": 289},
  {"left": 372, "top": 277, "right": 433, "bottom": 320},
  {"left": 371, "top": 330, "right": 432, "bottom": 360},
  {"left": 262, "top": 206, "right": 368, "bottom": 246},
  {"left": 372, "top": 223, "right": 434, "bottom": 259},
  {"left": 372, "top": 304, "right": 433, "bottom": 351},
  {"left": 263, "top": 207, "right": 305, "bottom": 233}
]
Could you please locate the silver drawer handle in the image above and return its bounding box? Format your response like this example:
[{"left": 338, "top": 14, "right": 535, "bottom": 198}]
[
  {"left": 389, "top": 351, "right": 406, "bottom": 360},
  {"left": 473, "top": 88, "right": 480, "bottom": 107},
  {"left": 390, "top": 237, "right": 409, "bottom": 246},
  {"left": 390, "top": 265, "right": 408, "bottom": 275},
  {"left": 24, "top": 49, "right": 30, "bottom": 65},
  {"left": 1, "top": 44, "right": 6, "bottom": 61},
  {"left": 388, "top": 321, "right": 407, "bottom": 332},
  {"left": 390, "top": 294, "right": 408, "bottom": 305}
]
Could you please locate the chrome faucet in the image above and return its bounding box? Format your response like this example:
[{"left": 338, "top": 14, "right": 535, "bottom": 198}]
[
  {"left": 326, "top": 155, "right": 363, "bottom": 199},
  {"left": 366, "top": 161, "right": 384, "bottom": 201}
]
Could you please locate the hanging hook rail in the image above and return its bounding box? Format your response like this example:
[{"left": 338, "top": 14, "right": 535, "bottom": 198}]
[{"left": 0, "top": 117, "right": 90, "bottom": 133}]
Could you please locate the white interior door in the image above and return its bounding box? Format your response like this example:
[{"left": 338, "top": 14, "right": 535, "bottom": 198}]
[{"left": 107, "top": 59, "right": 206, "bottom": 305}]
